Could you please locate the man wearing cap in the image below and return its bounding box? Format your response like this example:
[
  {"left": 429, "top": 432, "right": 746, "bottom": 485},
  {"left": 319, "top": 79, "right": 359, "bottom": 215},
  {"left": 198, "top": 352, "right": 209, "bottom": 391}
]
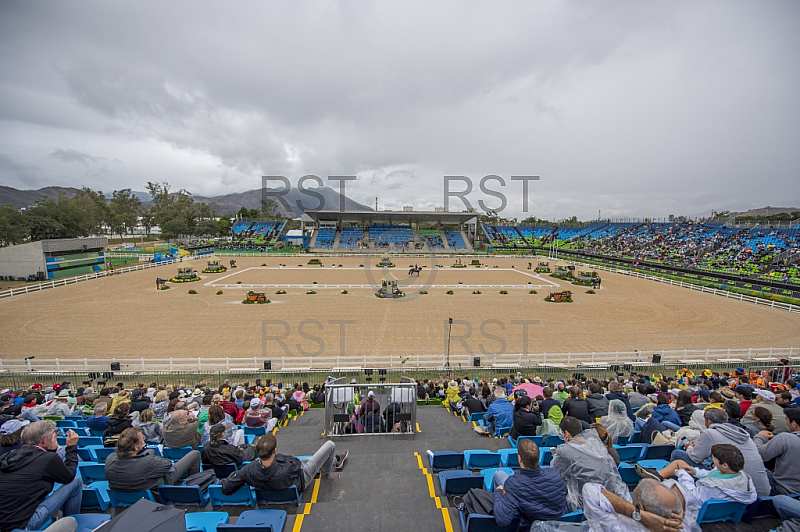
[
  {"left": 0, "top": 419, "right": 30, "bottom": 457},
  {"left": 46, "top": 390, "right": 74, "bottom": 417},
  {"left": 0, "top": 421, "right": 82, "bottom": 532},
  {"left": 129, "top": 389, "right": 151, "bottom": 413},
  {"left": 743, "top": 390, "right": 789, "bottom": 434}
]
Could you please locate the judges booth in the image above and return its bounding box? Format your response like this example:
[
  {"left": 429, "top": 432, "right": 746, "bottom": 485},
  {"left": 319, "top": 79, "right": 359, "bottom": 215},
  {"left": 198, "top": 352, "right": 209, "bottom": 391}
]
[{"left": 324, "top": 377, "right": 417, "bottom": 437}]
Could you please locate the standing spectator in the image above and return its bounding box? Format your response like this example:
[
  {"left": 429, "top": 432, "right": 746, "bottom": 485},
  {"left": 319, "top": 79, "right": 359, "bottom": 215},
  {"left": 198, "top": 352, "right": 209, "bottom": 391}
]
[
  {"left": 753, "top": 408, "right": 800, "bottom": 495},
  {"left": 0, "top": 422, "right": 82, "bottom": 532},
  {"left": 105, "top": 427, "right": 201, "bottom": 492}
]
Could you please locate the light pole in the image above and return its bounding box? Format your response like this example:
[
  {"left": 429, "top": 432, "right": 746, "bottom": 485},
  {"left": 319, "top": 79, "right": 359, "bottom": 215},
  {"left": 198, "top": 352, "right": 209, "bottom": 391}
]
[{"left": 445, "top": 317, "right": 453, "bottom": 376}]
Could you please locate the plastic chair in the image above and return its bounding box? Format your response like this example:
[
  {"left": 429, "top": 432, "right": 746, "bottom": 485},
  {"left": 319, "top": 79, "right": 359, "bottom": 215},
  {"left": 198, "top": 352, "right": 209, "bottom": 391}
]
[
  {"left": 208, "top": 484, "right": 256, "bottom": 508},
  {"left": 87, "top": 446, "right": 116, "bottom": 463},
  {"left": 544, "top": 435, "right": 565, "bottom": 447},
  {"left": 464, "top": 450, "right": 502, "bottom": 471},
  {"left": 76, "top": 447, "right": 96, "bottom": 462},
  {"left": 163, "top": 446, "right": 195, "bottom": 461},
  {"left": 559, "top": 510, "right": 585, "bottom": 523},
  {"left": 498, "top": 449, "right": 519, "bottom": 468},
  {"left": 77, "top": 463, "right": 107, "bottom": 482},
  {"left": 158, "top": 484, "right": 209, "bottom": 507},
  {"left": 637, "top": 459, "right": 669, "bottom": 470},
  {"left": 107, "top": 489, "right": 155, "bottom": 507},
  {"left": 255, "top": 486, "right": 302, "bottom": 505},
  {"left": 75, "top": 436, "right": 102, "bottom": 448},
  {"left": 511, "top": 435, "right": 543, "bottom": 450},
  {"left": 186, "top": 511, "right": 230, "bottom": 532},
  {"left": 614, "top": 444, "right": 644, "bottom": 463},
  {"left": 73, "top": 513, "right": 111, "bottom": 531},
  {"left": 616, "top": 435, "right": 631, "bottom": 446},
  {"left": 55, "top": 420, "right": 77, "bottom": 429},
  {"left": 618, "top": 463, "right": 642, "bottom": 489},
  {"left": 204, "top": 462, "right": 238, "bottom": 479},
  {"left": 495, "top": 426, "right": 512, "bottom": 437},
  {"left": 643, "top": 444, "right": 674, "bottom": 461},
  {"left": 459, "top": 509, "right": 519, "bottom": 532},
  {"left": 438, "top": 470, "right": 483, "bottom": 496},
  {"left": 81, "top": 481, "right": 111, "bottom": 511},
  {"left": 467, "top": 412, "right": 485, "bottom": 422},
  {"left": 217, "top": 509, "right": 287, "bottom": 532},
  {"left": 88, "top": 428, "right": 106, "bottom": 438},
  {"left": 696, "top": 500, "right": 748, "bottom": 524},
  {"left": 479, "top": 467, "right": 514, "bottom": 492},
  {"left": 428, "top": 451, "right": 464, "bottom": 472},
  {"left": 243, "top": 426, "right": 267, "bottom": 436},
  {"left": 539, "top": 448, "right": 554, "bottom": 466}
]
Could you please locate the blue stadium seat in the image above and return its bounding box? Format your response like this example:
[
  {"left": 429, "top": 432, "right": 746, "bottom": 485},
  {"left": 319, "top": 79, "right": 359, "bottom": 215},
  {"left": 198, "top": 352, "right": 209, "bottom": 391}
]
[
  {"left": 55, "top": 420, "right": 77, "bottom": 429},
  {"left": 741, "top": 497, "right": 776, "bottom": 523},
  {"left": 163, "top": 446, "right": 195, "bottom": 461},
  {"left": 428, "top": 451, "right": 464, "bottom": 472},
  {"left": 464, "top": 450, "right": 502, "bottom": 471},
  {"left": 636, "top": 459, "right": 669, "bottom": 471},
  {"left": 618, "top": 463, "right": 641, "bottom": 489},
  {"left": 255, "top": 486, "right": 301, "bottom": 505},
  {"left": 73, "top": 513, "right": 111, "bottom": 531},
  {"left": 243, "top": 426, "right": 267, "bottom": 436},
  {"left": 208, "top": 484, "right": 256, "bottom": 508},
  {"left": 459, "top": 508, "right": 519, "bottom": 532},
  {"left": 217, "top": 509, "right": 287, "bottom": 532},
  {"left": 642, "top": 445, "right": 673, "bottom": 461},
  {"left": 613, "top": 445, "right": 644, "bottom": 463},
  {"left": 88, "top": 446, "right": 115, "bottom": 463},
  {"left": 696, "top": 500, "right": 747, "bottom": 524},
  {"left": 467, "top": 412, "right": 485, "bottom": 422},
  {"left": 76, "top": 447, "right": 96, "bottom": 462},
  {"left": 498, "top": 449, "right": 519, "bottom": 468},
  {"left": 509, "top": 435, "right": 543, "bottom": 449},
  {"left": 203, "top": 462, "right": 238, "bottom": 479},
  {"left": 559, "top": 510, "right": 585, "bottom": 523},
  {"left": 107, "top": 488, "right": 155, "bottom": 507},
  {"left": 77, "top": 463, "right": 107, "bottom": 482},
  {"left": 438, "top": 470, "right": 483, "bottom": 496},
  {"left": 88, "top": 428, "right": 105, "bottom": 438},
  {"left": 544, "top": 435, "right": 565, "bottom": 447},
  {"left": 158, "top": 484, "right": 209, "bottom": 507},
  {"left": 539, "top": 448, "right": 553, "bottom": 467},
  {"left": 76, "top": 436, "right": 103, "bottom": 448},
  {"left": 616, "top": 435, "right": 631, "bottom": 446},
  {"left": 480, "top": 467, "right": 514, "bottom": 492},
  {"left": 81, "top": 481, "right": 111, "bottom": 511},
  {"left": 186, "top": 511, "right": 230, "bottom": 532},
  {"left": 495, "top": 426, "right": 512, "bottom": 437}
]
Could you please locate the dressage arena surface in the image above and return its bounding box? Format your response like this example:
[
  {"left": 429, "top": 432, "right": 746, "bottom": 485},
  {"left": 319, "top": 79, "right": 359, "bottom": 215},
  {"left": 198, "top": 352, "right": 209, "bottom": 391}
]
[{"left": 0, "top": 255, "right": 799, "bottom": 363}]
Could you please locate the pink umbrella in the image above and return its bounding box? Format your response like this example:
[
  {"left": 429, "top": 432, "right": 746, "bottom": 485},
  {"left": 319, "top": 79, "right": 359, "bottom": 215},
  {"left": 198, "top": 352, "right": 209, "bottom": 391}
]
[{"left": 512, "top": 383, "right": 544, "bottom": 398}]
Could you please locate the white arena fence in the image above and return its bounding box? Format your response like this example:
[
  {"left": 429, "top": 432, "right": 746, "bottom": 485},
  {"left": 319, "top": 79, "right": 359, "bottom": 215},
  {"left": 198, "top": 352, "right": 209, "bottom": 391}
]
[
  {"left": 0, "top": 254, "right": 205, "bottom": 300},
  {"left": 1, "top": 347, "right": 796, "bottom": 373}
]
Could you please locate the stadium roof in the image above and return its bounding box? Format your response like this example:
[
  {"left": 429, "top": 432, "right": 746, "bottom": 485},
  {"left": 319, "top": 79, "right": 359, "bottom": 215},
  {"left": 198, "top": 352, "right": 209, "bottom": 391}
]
[{"left": 305, "top": 210, "right": 477, "bottom": 225}]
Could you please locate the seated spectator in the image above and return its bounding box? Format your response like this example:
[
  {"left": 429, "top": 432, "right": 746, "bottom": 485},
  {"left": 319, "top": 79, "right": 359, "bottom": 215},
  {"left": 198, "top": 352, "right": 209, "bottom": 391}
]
[
  {"left": 742, "top": 406, "right": 773, "bottom": 438},
  {"left": 445, "top": 380, "right": 461, "bottom": 412},
  {"left": 221, "top": 434, "right": 347, "bottom": 496},
  {"left": 264, "top": 393, "right": 284, "bottom": 420},
  {"left": 479, "top": 387, "right": 514, "bottom": 437},
  {"left": 461, "top": 438, "right": 566, "bottom": 531},
  {"left": 86, "top": 402, "right": 109, "bottom": 432},
  {"left": 606, "top": 380, "right": 635, "bottom": 420},
  {"left": 651, "top": 394, "right": 682, "bottom": 431},
  {"left": 105, "top": 427, "right": 201, "bottom": 492},
  {"left": 309, "top": 384, "right": 325, "bottom": 405},
  {"left": 163, "top": 409, "right": 201, "bottom": 449},
  {"left": 744, "top": 389, "right": 789, "bottom": 434},
  {"left": 674, "top": 410, "right": 706, "bottom": 449},
  {"left": 540, "top": 386, "right": 563, "bottom": 425},
  {"left": 586, "top": 383, "right": 609, "bottom": 419},
  {"left": 553, "top": 382, "right": 569, "bottom": 405},
  {"left": 561, "top": 386, "right": 593, "bottom": 427},
  {"left": 460, "top": 387, "right": 486, "bottom": 417},
  {"left": 598, "top": 399, "right": 634, "bottom": 444},
  {"left": 753, "top": 408, "right": 800, "bottom": 495},
  {"left": 201, "top": 405, "right": 244, "bottom": 446},
  {"left": 129, "top": 389, "right": 151, "bottom": 413},
  {"left": 109, "top": 389, "right": 130, "bottom": 413},
  {"left": 636, "top": 444, "right": 757, "bottom": 509},
  {"left": 671, "top": 408, "right": 770, "bottom": 497},
  {"left": 46, "top": 390, "right": 74, "bottom": 417},
  {"left": 132, "top": 408, "right": 163, "bottom": 444},
  {"left": 581, "top": 478, "right": 695, "bottom": 532},
  {"left": 772, "top": 495, "right": 800, "bottom": 530},
  {"left": 627, "top": 384, "right": 651, "bottom": 409},
  {"left": 92, "top": 388, "right": 113, "bottom": 411},
  {"left": 0, "top": 419, "right": 29, "bottom": 458},
  {"left": 151, "top": 390, "right": 169, "bottom": 419},
  {"left": 219, "top": 391, "right": 240, "bottom": 419},
  {"left": 674, "top": 389, "right": 697, "bottom": 426},
  {"left": 243, "top": 401, "right": 274, "bottom": 429},
  {"left": 777, "top": 391, "right": 798, "bottom": 410},
  {"left": 722, "top": 400, "right": 746, "bottom": 430},
  {"left": 283, "top": 390, "right": 302, "bottom": 412},
  {"left": 0, "top": 422, "right": 82, "bottom": 532},
  {"left": 292, "top": 383, "right": 309, "bottom": 411},
  {"left": 550, "top": 417, "right": 629, "bottom": 512},
  {"left": 734, "top": 386, "right": 754, "bottom": 418},
  {"left": 509, "top": 396, "right": 542, "bottom": 440},
  {"left": 103, "top": 403, "right": 133, "bottom": 439},
  {"left": 593, "top": 424, "right": 621, "bottom": 466},
  {"left": 202, "top": 423, "right": 258, "bottom": 469},
  {"left": 234, "top": 389, "right": 245, "bottom": 410}
]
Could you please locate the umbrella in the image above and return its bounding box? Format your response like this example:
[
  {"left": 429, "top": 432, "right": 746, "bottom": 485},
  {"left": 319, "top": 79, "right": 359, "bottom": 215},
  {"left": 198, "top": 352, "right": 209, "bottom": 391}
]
[{"left": 512, "top": 383, "right": 544, "bottom": 398}]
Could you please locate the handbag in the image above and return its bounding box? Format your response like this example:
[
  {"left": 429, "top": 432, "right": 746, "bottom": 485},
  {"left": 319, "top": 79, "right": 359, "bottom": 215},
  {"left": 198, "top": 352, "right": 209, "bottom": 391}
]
[
  {"left": 462, "top": 488, "right": 495, "bottom": 515},
  {"left": 183, "top": 470, "right": 216, "bottom": 492}
]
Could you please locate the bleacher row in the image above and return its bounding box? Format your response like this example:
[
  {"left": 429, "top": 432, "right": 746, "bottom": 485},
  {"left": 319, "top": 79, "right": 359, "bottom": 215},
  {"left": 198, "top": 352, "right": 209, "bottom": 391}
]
[
  {"left": 312, "top": 225, "right": 470, "bottom": 250},
  {"left": 24, "top": 409, "right": 310, "bottom": 532},
  {"left": 427, "top": 436, "right": 792, "bottom": 531}
]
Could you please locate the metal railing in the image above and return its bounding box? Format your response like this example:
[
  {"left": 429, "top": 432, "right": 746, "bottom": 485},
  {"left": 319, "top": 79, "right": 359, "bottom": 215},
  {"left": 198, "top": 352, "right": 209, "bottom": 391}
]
[{"left": 323, "top": 381, "right": 417, "bottom": 437}]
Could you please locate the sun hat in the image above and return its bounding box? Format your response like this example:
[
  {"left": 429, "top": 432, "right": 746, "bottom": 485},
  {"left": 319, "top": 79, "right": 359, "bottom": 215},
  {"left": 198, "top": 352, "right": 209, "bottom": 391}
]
[
  {"left": 533, "top": 377, "right": 542, "bottom": 384},
  {"left": 56, "top": 390, "right": 69, "bottom": 399},
  {"left": 191, "top": 388, "right": 203, "bottom": 397},
  {"left": 367, "top": 391, "right": 375, "bottom": 398},
  {"left": 753, "top": 389, "right": 776, "bottom": 402},
  {"left": 448, "top": 380, "right": 458, "bottom": 389},
  {"left": 0, "top": 419, "right": 30, "bottom": 435}
]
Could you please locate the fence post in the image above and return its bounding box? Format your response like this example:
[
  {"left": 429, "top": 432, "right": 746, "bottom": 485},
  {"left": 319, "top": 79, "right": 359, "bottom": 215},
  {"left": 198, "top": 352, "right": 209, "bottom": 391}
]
[
  {"left": 169, "top": 358, "right": 174, "bottom": 371},
  {"left": 568, "top": 352, "right": 571, "bottom": 365},
  {"left": 84, "top": 358, "right": 89, "bottom": 371},
  {"left": 56, "top": 358, "right": 60, "bottom": 371},
  {"left": 226, "top": 357, "right": 230, "bottom": 370},
  {"left": 198, "top": 357, "right": 202, "bottom": 370}
]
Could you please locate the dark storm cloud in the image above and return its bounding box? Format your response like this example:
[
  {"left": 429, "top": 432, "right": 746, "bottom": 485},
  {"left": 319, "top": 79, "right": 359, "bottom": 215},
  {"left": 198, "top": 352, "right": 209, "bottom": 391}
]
[{"left": 0, "top": 1, "right": 798, "bottom": 218}]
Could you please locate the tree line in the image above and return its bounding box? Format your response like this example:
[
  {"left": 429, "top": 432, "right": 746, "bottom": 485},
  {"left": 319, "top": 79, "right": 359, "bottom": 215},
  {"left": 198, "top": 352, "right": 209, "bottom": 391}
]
[{"left": 0, "top": 182, "right": 281, "bottom": 247}]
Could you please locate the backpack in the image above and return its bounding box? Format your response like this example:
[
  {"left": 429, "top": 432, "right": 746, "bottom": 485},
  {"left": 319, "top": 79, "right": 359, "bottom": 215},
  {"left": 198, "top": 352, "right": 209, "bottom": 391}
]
[{"left": 462, "top": 487, "right": 495, "bottom": 515}]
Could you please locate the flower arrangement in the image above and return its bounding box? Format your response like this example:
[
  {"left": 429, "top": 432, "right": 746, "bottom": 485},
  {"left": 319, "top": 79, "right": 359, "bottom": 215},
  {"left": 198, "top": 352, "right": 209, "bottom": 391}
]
[
  {"left": 216, "top": 290, "right": 223, "bottom": 295},
  {"left": 275, "top": 289, "right": 287, "bottom": 294}
]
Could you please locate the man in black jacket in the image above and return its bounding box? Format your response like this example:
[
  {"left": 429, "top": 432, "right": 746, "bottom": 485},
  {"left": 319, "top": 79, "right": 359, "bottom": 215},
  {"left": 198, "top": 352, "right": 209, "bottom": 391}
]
[
  {"left": 221, "top": 433, "right": 347, "bottom": 496},
  {"left": 0, "top": 421, "right": 82, "bottom": 532},
  {"left": 461, "top": 387, "right": 486, "bottom": 417},
  {"left": 129, "top": 389, "right": 151, "bottom": 413}
]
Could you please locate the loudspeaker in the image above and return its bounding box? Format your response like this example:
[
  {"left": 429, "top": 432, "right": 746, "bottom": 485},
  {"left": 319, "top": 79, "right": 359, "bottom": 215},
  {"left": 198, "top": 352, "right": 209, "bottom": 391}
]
[
  {"left": 473, "top": 357, "right": 481, "bottom": 367},
  {"left": 263, "top": 360, "right": 272, "bottom": 370},
  {"left": 110, "top": 362, "right": 120, "bottom": 371},
  {"left": 652, "top": 354, "right": 661, "bottom": 364}
]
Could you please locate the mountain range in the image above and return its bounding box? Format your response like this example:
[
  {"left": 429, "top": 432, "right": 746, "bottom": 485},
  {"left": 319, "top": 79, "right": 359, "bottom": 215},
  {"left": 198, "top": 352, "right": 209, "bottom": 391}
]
[{"left": 0, "top": 185, "right": 373, "bottom": 216}]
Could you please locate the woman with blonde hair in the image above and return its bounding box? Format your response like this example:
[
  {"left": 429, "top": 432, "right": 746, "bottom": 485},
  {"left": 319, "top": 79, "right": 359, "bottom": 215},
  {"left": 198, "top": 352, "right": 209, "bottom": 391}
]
[
  {"left": 152, "top": 390, "right": 169, "bottom": 420},
  {"left": 132, "top": 408, "right": 163, "bottom": 443}
]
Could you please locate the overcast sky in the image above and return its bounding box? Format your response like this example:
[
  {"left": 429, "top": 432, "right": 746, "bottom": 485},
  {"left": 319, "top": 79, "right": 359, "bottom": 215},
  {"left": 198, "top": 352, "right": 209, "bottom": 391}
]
[{"left": 1, "top": 1, "right": 798, "bottom": 221}]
